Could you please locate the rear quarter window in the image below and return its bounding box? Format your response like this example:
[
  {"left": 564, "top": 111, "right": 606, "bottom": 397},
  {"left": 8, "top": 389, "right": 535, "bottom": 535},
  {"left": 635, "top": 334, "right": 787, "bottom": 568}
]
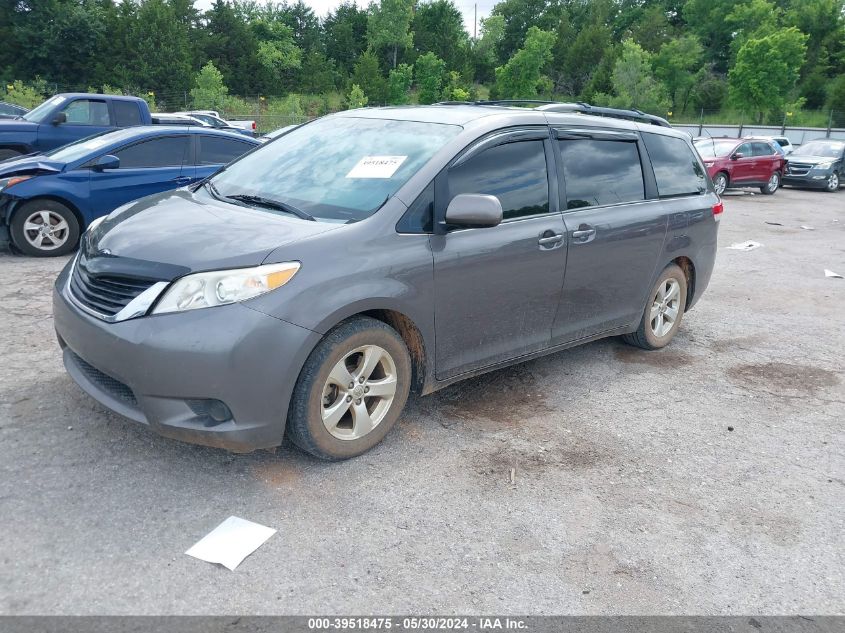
[
  {"left": 643, "top": 133, "right": 707, "bottom": 198},
  {"left": 114, "top": 101, "right": 142, "bottom": 127},
  {"left": 197, "top": 136, "right": 254, "bottom": 165}
]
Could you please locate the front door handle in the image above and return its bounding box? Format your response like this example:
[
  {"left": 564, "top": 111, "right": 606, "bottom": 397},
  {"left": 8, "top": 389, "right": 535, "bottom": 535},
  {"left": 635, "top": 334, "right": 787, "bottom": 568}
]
[
  {"left": 572, "top": 226, "right": 596, "bottom": 242},
  {"left": 538, "top": 231, "right": 564, "bottom": 247}
]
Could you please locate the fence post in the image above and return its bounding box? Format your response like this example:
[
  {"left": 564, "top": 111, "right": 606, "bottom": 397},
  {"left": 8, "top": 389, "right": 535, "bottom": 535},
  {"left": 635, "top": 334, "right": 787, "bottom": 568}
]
[
  {"left": 781, "top": 111, "right": 787, "bottom": 135},
  {"left": 699, "top": 108, "right": 704, "bottom": 136},
  {"left": 738, "top": 113, "right": 744, "bottom": 138},
  {"left": 827, "top": 109, "right": 834, "bottom": 138}
]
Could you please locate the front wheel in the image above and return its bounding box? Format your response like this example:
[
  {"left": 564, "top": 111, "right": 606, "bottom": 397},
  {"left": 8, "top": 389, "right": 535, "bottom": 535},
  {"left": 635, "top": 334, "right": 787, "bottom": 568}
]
[
  {"left": 760, "top": 172, "right": 780, "bottom": 195},
  {"left": 286, "top": 316, "right": 412, "bottom": 460},
  {"left": 825, "top": 172, "right": 840, "bottom": 192},
  {"left": 10, "top": 199, "right": 80, "bottom": 257},
  {"left": 713, "top": 172, "right": 728, "bottom": 195},
  {"left": 622, "top": 264, "right": 688, "bottom": 350}
]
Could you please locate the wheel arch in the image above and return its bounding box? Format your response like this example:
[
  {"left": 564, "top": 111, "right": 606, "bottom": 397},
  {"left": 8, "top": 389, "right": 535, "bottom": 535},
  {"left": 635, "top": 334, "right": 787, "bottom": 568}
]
[
  {"left": 7, "top": 194, "right": 85, "bottom": 231},
  {"left": 672, "top": 255, "right": 696, "bottom": 311}
]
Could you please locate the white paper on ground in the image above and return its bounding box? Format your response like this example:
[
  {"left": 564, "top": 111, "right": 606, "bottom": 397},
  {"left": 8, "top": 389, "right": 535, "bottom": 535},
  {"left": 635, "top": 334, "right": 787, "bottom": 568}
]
[
  {"left": 186, "top": 516, "right": 276, "bottom": 570},
  {"left": 346, "top": 155, "right": 407, "bottom": 179},
  {"left": 800, "top": 225, "right": 815, "bottom": 230},
  {"left": 727, "top": 240, "right": 763, "bottom": 251},
  {"left": 824, "top": 269, "right": 843, "bottom": 279}
]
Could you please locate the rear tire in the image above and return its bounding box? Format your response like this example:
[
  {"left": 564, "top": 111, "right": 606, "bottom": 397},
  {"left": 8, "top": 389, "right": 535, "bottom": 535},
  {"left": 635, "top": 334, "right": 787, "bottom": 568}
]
[
  {"left": 713, "top": 172, "right": 728, "bottom": 195},
  {"left": 760, "top": 172, "right": 780, "bottom": 195},
  {"left": 10, "top": 199, "right": 80, "bottom": 257},
  {"left": 622, "top": 263, "right": 688, "bottom": 350},
  {"left": 286, "top": 316, "right": 411, "bottom": 460}
]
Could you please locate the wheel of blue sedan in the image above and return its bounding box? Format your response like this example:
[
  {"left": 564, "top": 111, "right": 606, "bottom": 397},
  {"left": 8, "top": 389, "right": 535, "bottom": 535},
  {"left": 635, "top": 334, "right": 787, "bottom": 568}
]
[
  {"left": 286, "top": 316, "right": 411, "bottom": 460},
  {"left": 10, "top": 199, "right": 80, "bottom": 257}
]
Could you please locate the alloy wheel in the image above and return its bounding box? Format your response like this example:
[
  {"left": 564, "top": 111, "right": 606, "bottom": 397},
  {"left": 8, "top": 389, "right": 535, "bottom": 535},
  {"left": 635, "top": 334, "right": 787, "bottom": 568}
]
[
  {"left": 650, "top": 278, "right": 681, "bottom": 338},
  {"left": 767, "top": 173, "right": 779, "bottom": 192},
  {"left": 714, "top": 174, "right": 727, "bottom": 195},
  {"left": 22, "top": 210, "right": 71, "bottom": 251},
  {"left": 320, "top": 345, "right": 398, "bottom": 440},
  {"left": 828, "top": 173, "right": 840, "bottom": 192}
]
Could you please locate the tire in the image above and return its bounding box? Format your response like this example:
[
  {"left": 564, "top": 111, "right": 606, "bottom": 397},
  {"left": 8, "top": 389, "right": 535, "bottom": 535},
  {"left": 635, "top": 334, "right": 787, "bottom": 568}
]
[
  {"left": 286, "top": 316, "right": 412, "bottom": 460},
  {"left": 713, "top": 172, "right": 728, "bottom": 195},
  {"left": 760, "top": 171, "right": 780, "bottom": 195},
  {"left": 825, "top": 172, "right": 840, "bottom": 192},
  {"left": 622, "top": 263, "right": 688, "bottom": 350},
  {"left": 0, "top": 148, "right": 22, "bottom": 162},
  {"left": 9, "top": 199, "right": 80, "bottom": 257}
]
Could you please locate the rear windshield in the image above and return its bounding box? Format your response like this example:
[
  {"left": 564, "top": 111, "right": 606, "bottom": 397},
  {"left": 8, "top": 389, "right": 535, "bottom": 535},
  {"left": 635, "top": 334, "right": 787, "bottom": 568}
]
[
  {"left": 209, "top": 116, "right": 462, "bottom": 222},
  {"left": 791, "top": 141, "right": 844, "bottom": 158},
  {"left": 694, "top": 139, "right": 738, "bottom": 159}
]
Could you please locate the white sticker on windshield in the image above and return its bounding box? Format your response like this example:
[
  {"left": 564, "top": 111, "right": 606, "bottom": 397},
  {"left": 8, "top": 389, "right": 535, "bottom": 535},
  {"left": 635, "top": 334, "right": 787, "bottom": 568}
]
[{"left": 346, "top": 155, "right": 407, "bottom": 179}]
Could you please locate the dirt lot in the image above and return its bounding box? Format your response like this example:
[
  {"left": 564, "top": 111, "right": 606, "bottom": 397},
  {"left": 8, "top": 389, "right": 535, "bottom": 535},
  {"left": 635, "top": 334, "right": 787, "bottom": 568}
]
[{"left": 0, "top": 187, "right": 843, "bottom": 615}]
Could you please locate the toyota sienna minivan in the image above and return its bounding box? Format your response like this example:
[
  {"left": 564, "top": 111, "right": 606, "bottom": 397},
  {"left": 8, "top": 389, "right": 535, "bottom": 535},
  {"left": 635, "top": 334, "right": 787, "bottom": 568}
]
[{"left": 53, "top": 103, "right": 720, "bottom": 460}]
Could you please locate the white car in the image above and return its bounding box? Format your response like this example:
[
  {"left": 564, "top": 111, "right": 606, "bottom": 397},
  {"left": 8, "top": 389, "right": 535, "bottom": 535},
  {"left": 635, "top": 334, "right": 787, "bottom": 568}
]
[{"left": 746, "top": 135, "right": 794, "bottom": 155}]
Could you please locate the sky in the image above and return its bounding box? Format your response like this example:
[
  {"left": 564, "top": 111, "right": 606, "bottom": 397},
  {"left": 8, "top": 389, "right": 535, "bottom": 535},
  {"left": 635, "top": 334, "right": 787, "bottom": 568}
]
[{"left": 193, "top": 0, "right": 496, "bottom": 37}]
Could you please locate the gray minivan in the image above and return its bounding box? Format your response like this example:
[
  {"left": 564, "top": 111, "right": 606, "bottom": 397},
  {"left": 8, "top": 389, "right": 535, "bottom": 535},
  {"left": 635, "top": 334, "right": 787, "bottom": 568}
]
[{"left": 53, "top": 103, "right": 721, "bottom": 460}]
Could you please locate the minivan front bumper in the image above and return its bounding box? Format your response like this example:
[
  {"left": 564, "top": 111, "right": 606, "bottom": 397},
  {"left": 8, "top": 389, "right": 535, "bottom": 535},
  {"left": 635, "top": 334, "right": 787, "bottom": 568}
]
[{"left": 53, "top": 262, "right": 321, "bottom": 452}]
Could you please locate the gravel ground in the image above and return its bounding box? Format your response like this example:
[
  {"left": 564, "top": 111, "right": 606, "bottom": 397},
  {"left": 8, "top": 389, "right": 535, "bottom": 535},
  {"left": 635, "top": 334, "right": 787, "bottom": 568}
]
[{"left": 0, "top": 187, "right": 843, "bottom": 615}]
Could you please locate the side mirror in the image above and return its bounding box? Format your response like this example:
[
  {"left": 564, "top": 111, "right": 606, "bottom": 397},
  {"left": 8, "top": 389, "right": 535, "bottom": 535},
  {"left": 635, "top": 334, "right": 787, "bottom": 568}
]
[
  {"left": 445, "top": 194, "right": 503, "bottom": 228},
  {"left": 731, "top": 152, "right": 744, "bottom": 160},
  {"left": 93, "top": 154, "right": 120, "bottom": 171},
  {"left": 51, "top": 112, "right": 67, "bottom": 126}
]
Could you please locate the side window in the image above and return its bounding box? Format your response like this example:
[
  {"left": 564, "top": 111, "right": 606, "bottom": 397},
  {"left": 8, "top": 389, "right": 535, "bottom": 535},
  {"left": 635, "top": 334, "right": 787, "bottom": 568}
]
[
  {"left": 113, "top": 136, "right": 190, "bottom": 168},
  {"left": 62, "top": 99, "right": 110, "bottom": 126},
  {"left": 114, "top": 101, "right": 142, "bottom": 127},
  {"left": 642, "top": 133, "right": 706, "bottom": 198},
  {"left": 447, "top": 140, "right": 549, "bottom": 220},
  {"left": 736, "top": 143, "right": 752, "bottom": 157},
  {"left": 197, "top": 136, "right": 253, "bottom": 165},
  {"left": 752, "top": 142, "right": 775, "bottom": 157},
  {"left": 396, "top": 181, "right": 434, "bottom": 234},
  {"left": 558, "top": 139, "right": 644, "bottom": 209}
]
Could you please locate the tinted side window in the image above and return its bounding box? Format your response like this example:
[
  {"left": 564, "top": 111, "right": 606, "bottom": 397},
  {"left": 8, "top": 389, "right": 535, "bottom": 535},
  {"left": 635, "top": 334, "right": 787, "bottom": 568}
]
[
  {"left": 114, "top": 101, "right": 142, "bottom": 127},
  {"left": 752, "top": 142, "right": 775, "bottom": 156},
  {"left": 642, "top": 133, "right": 707, "bottom": 198},
  {"left": 396, "top": 181, "right": 434, "bottom": 233},
  {"left": 197, "top": 135, "right": 253, "bottom": 165},
  {"left": 114, "top": 136, "right": 190, "bottom": 168},
  {"left": 736, "top": 143, "right": 752, "bottom": 156},
  {"left": 448, "top": 140, "right": 549, "bottom": 220},
  {"left": 62, "top": 99, "right": 110, "bottom": 126},
  {"left": 558, "top": 139, "right": 644, "bottom": 209}
]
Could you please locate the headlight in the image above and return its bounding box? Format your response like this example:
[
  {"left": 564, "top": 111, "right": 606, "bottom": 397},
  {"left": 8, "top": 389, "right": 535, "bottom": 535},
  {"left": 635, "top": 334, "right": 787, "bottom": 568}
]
[
  {"left": 152, "top": 262, "right": 300, "bottom": 314},
  {"left": 813, "top": 162, "right": 833, "bottom": 170},
  {"left": 0, "top": 175, "right": 32, "bottom": 193}
]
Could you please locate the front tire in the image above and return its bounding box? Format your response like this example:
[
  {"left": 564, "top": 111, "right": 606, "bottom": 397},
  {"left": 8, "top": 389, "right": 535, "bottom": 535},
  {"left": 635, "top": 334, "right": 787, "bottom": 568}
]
[
  {"left": 713, "top": 172, "right": 728, "bottom": 195},
  {"left": 10, "top": 199, "right": 80, "bottom": 257},
  {"left": 760, "top": 172, "right": 780, "bottom": 195},
  {"left": 825, "top": 172, "right": 840, "bottom": 192},
  {"left": 286, "top": 316, "right": 411, "bottom": 460},
  {"left": 622, "top": 264, "right": 688, "bottom": 350}
]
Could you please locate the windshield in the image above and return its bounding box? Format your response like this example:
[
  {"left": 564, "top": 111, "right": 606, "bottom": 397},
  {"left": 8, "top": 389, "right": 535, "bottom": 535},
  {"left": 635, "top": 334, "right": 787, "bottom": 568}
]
[
  {"left": 43, "top": 131, "right": 114, "bottom": 163},
  {"left": 22, "top": 95, "right": 66, "bottom": 123},
  {"left": 210, "top": 115, "right": 462, "bottom": 222},
  {"left": 694, "top": 139, "right": 739, "bottom": 159},
  {"left": 791, "top": 141, "right": 844, "bottom": 158}
]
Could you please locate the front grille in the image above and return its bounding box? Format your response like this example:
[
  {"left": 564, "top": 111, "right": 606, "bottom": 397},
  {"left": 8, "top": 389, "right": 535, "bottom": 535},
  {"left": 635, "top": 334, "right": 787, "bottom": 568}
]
[
  {"left": 70, "top": 260, "right": 155, "bottom": 317},
  {"left": 787, "top": 162, "right": 812, "bottom": 176},
  {"left": 70, "top": 351, "right": 137, "bottom": 407}
]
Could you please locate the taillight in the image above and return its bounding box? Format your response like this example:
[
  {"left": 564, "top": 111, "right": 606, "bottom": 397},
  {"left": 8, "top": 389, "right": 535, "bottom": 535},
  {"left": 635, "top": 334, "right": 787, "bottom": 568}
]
[
  {"left": 252, "top": 121, "right": 256, "bottom": 130},
  {"left": 712, "top": 200, "right": 724, "bottom": 221}
]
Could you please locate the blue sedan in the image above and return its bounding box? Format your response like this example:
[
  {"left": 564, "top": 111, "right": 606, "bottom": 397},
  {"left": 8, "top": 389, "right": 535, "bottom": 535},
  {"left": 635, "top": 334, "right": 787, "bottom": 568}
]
[{"left": 0, "top": 126, "right": 259, "bottom": 256}]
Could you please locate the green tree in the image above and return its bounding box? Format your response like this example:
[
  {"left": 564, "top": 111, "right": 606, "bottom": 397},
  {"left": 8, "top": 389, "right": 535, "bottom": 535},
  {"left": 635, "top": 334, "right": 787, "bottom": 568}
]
[
  {"left": 412, "top": 0, "right": 469, "bottom": 72},
  {"left": 729, "top": 27, "right": 809, "bottom": 122},
  {"left": 346, "top": 83, "right": 368, "bottom": 108},
  {"left": 603, "top": 39, "right": 669, "bottom": 115},
  {"left": 367, "top": 0, "right": 415, "bottom": 68},
  {"left": 472, "top": 14, "right": 505, "bottom": 84},
  {"left": 351, "top": 50, "right": 387, "bottom": 104},
  {"left": 827, "top": 75, "right": 845, "bottom": 125},
  {"left": 324, "top": 2, "right": 369, "bottom": 75},
  {"left": 441, "top": 70, "right": 471, "bottom": 101},
  {"left": 415, "top": 52, "right": 445, "bottom": 104},
  {"left": 654, "top": 35, "right": 704, "bottom": 112},
  {"left": 494, "top": 26, "right": 556, "bottom": 100},
  {"left": 491, "top": 0, "right": 563, "bottom": 63},
  {"left": 202, "top": 0, "right": 262, "bottom": 94},
  {"left": 300, "top": 52, "right": 338, "bottom": 94},
  {"left": 387, "top": 63, "right": 413, "bottom": 104},
  {"left": 190, "top": 61, "right": 229, "bottom": 111}
]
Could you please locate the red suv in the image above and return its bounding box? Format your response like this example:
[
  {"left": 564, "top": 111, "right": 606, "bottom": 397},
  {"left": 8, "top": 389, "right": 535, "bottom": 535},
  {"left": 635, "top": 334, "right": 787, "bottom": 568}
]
[{"left": 694, "top": 137, "right": 785, "bottom": 195}]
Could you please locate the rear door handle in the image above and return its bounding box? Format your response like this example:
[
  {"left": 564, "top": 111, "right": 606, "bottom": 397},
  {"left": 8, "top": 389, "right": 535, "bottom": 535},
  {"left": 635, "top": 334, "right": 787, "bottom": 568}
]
[
  {"left": 538, "top": 231, "right": 564, "bottom": 247},
  {"left": 572, "top": 227, "right": 596, "bottom": 241}
]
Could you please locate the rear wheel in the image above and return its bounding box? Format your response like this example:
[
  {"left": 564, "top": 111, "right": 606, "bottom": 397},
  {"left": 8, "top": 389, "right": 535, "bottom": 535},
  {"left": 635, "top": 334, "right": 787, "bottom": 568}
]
[
  {"left": 826, "top": 172, "right": 840, "bottom": 192},
  {"left": 713, "top": 172, "right": 728, "bottom": 195},
  {"left": 622, "top": 263, "right": 688, "bottom": 350},
  {"left": 760, "top": 172, "right": 780, "bottom": 195},
  {"left": 286, "top": 317, "right": 411, "bottom": 460},
  {"left": 10, "top": 199, "right": 80, "bottom": 257}
]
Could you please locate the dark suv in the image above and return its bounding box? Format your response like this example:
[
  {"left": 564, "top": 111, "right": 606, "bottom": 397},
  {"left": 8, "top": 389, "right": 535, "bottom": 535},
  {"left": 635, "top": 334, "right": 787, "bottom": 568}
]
[{"left": 53, "top": 103, "right": 720, "bottom": 460}]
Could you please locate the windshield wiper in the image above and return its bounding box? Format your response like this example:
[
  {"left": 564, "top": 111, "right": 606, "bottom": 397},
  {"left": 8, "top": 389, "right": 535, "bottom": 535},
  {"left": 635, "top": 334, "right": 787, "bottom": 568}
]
[{"left": 224, "top": 194, "right": 316, "bottom": 221}]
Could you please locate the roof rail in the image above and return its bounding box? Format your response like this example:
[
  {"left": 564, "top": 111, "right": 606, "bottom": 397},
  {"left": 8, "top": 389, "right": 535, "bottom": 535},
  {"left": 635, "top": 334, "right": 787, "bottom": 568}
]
[{"left": 433, "top": 100, "right": 672, "bottom": 128}]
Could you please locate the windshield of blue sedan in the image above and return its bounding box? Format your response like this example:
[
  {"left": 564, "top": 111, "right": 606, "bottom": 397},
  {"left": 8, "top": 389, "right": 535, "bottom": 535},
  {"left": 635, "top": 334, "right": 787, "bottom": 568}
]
[
  {"left": 210, "top": 116, "right": 462, "bottom": 222},
  {"left": 791, "top": 141, "right": 844, "bottom": 158}
]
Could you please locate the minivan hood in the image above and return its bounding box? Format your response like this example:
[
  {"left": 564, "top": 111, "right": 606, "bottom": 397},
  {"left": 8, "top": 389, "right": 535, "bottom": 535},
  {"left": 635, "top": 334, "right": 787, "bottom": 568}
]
[{"left": 90, "top": 188, "right": 344, "bottom": 273}]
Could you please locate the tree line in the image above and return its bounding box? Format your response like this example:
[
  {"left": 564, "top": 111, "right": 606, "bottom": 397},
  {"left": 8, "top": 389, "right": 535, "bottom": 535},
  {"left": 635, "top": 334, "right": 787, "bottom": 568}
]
[{"left": 1, "top": 0, "right": 844, "bottom": 125}]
